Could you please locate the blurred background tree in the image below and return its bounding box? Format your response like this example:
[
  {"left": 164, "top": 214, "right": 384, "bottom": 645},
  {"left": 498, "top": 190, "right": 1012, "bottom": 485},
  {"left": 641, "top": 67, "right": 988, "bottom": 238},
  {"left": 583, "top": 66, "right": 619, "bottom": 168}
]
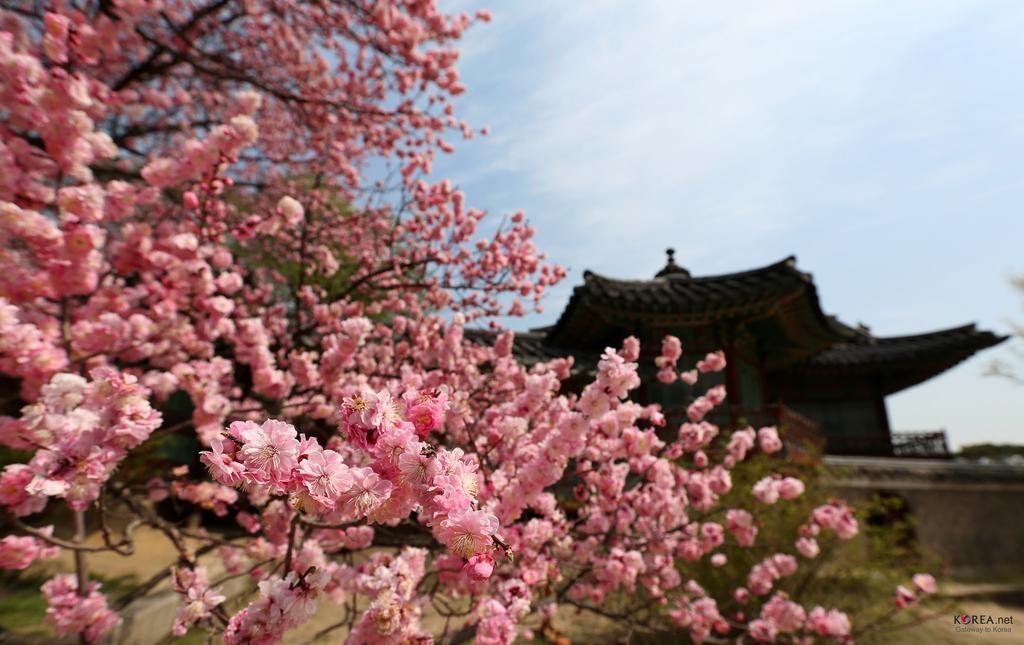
[{"left": 986, "top": 274, "right": 1024, "bottom": 383}]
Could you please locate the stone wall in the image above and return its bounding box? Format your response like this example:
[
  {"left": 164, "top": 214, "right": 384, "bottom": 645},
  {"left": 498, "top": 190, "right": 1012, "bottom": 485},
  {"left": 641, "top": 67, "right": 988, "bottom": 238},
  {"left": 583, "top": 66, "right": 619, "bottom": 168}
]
[{"left": 825, "top": 456, "right": 1024, "bottom": 577}]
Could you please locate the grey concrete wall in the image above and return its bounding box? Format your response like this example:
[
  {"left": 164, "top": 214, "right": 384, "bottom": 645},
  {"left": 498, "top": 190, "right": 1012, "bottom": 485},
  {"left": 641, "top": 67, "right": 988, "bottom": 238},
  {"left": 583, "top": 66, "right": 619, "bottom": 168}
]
[{"left": 826, "top": 456, "right": 1024, "bottom": 578}]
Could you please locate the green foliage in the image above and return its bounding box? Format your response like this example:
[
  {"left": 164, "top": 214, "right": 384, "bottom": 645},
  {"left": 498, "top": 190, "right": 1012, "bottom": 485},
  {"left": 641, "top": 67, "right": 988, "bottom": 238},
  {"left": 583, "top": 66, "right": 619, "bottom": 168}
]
[
  {"left": 0, "top": 445, "right": 33, "bottom": 470},
  {"left": 607, "top": 446, "right": 943, "bottom": 643},
  {"left": 0, "top": 571, "right": 50, "bottom": 638},
  {"left": 957, "top": 443, "right": 1024, "bottom": 460},
  {"left": 228, "top": 176, "right": 376, "bottom": 304},
  {"left": 0, "top": 570, "right": 138, "bottom": 640},
  {"left": 862, "top": 492, "right": 920, "bottom": 563}
]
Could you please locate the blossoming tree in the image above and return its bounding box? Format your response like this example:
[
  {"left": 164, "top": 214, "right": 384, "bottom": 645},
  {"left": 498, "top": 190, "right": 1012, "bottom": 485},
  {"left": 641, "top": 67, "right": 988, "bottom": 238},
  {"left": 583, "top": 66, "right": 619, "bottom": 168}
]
[{"left": 0, "top": 2, "right": 934, "bottom": 643}]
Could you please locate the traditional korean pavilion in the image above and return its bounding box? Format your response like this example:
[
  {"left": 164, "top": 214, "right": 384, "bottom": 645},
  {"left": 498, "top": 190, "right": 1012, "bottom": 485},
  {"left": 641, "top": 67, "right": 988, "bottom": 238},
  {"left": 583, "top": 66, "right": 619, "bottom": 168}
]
[{"left": 508, "top": 250, "right": 1007, "bottom": 458}]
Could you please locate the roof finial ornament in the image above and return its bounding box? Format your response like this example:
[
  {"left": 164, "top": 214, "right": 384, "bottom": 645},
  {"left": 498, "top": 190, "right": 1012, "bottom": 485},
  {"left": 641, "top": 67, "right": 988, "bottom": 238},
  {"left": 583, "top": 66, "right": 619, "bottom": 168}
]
[{"left": 655, "top": 247, "right": 691, "bottom": 278}]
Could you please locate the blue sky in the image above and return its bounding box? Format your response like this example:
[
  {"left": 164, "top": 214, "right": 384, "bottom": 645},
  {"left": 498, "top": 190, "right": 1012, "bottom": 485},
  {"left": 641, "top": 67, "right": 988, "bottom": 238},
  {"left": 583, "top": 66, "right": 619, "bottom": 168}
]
[{"left": 433, "top": 0, "right": 1024, "bottom": 448}]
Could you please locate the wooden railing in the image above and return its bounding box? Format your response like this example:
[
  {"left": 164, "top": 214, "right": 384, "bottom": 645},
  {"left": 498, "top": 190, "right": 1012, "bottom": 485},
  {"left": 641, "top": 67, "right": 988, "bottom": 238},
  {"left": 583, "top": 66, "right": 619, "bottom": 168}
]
[
  {"left": 776, "top": 405, "right": 827, "bottom": 460},
  {"left": 818, "top": 430, "right": 951, "bottom": 459},
  {"left": 890, "top": 431, "right": 951, "bottom": 459}
]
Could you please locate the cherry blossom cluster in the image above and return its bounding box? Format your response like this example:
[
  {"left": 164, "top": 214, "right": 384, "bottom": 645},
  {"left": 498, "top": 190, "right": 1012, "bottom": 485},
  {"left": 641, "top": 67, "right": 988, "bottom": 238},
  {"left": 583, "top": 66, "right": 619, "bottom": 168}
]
[
  {"left": 222, "top": 567, "right": 331, "bottom": 644},
  {"left": 654, "top": 335, "right": 728, "bottom": 387},
  {"left": 171, "top": 566, "right": 227, "bottom": 637},
  {"left": 0, "top": 368, "right": 161, "bottom": 513},
  {"left": 753, "top": 474, "right": 806, "bottom": 505},
  {"left": 0, "top": 2, "right": 932, "bottom": 643},
  {"left": 0, "top": 528, "right": 59, "bottom": 570},
  {"left": 895, "top": 573, "right": 938, "bottom": 608},
  {"left": 41, "top": 574, "right": 121, "bottom": 643},
  {"left": 199, "top": 388, "right": 502, "bottom": 578},
  {"left": 749, "top": 593, "right": 854, "bottom": 643},
  {"left": 0, "top": 298, "right": 68, "bottom": 398},
  {"left": 348, "top": 548, "right": 431, "bottom": 643},
  {"left": 3, "top": 331, "right": 923, "bottom": 644},
  {"left": 740, "top": 572, "right": 935, "bottom": 643}
]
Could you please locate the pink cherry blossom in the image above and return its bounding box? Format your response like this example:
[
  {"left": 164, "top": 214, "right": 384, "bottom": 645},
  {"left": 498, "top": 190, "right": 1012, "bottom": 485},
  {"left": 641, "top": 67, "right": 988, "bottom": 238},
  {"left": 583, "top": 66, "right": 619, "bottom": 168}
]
[
  {"left": 403, "top": 389, "right": 449, "bottom": 438},
  {"left": 338, "top": 467, "right": 393, "bottom": 519},
  {"left": 895, "top": 584, "right": 917, "bottom": 608},
  {"left": 234, "top": 420, "right": 299, "bottom": 487},
  {"left": 465, "top": 552, "right": 497, "bottom": 580},
  {"left": 778, "top": 477, "right": 805, "bottom": 500},
  {"left": 201, "top": 436, "right": 246, "bottom": 486},
  {"left": 42, "top": 574, "right": 120, "bottom": 643},
  {"left": 621, "top": 336, "right": 641, "bottom": 361},
  {"left": 758, "top": 426, "right": 783, "bottom": 453},
  {"left": 297, "top": 448, "right": 353, "bottom": 508},
  {"left": 812, "top": 501, "right": 860, "bottom": 539},
  {"left": 796, "top": 537, "right": 820, "bottom": 559},
  {"left": 680, "top": 369, "right": 699, "bottom": 385},
  {"left": 661, "top": 335, "right": 683, "bottom": 361},
  {"left": 172, "top": 566, "right": 226, "bottom": 636},
  {"left": 0, "top": 530, "right": 59, "bottom": 569},
  {"left": 759, "top": 593, "right": 807, "bottom": 633},
  {"left": 807, "top": 606, "right": 852, "bottom": 637},
  {"left": 439, "top": 508, "right": 499, "bottom": 558},
  {"left": 748, "top": 618, "right": 779, "bottom": 642},
  {"left": 697, "top": 351, "right": 727, "bottom": 373},
  {"left": 753, "top": 477, "right": 781, "bottom": 504},
  {"left": 913, "top": 573, "right": 937, "bottom": 594},
  {"left": 727, "top": 509, "right": 759, "bottom": 547},
  {"left": 0, "top": 2, "right": 899, "bottom": 640}
]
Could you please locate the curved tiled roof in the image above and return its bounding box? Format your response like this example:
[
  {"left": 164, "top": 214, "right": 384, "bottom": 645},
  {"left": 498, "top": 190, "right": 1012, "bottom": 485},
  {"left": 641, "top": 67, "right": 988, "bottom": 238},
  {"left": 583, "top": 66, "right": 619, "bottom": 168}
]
[
  {"left": 789, "top": 323, "right": 1008, "bottom": 394},
  {"left": 801, "top": 324, "right": 1007, "bottom": 368},
  {"left": 508, "top": 331, "right": 575, "bottom": 364},
  {"left": 544, "top": 258, "right": 864, "bottom": 368},
  {"left": 654, "top": 248, "right": 691, "bottom": 278},
  {"left": 572, "top": 255, "right": 810, "bottom": 313},
  {"left": 473, "top": 255, "right": 1007, "bottom": 393},
  {"left": 545, "top": 256, "right": 851, "bottom": 356}
]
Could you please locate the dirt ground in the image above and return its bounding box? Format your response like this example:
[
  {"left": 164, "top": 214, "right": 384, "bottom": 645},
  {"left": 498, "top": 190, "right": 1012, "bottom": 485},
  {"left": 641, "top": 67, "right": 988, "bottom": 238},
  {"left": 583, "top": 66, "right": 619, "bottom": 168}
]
[
  {"left": 48, "top": 525, "right": 208, "bottom": 588},
  {"left": 289, "top": 598, "right": 1024, "bottom": 644},
  {"left": 9, "top": 528, "right": 1023, "bottom": 644}
]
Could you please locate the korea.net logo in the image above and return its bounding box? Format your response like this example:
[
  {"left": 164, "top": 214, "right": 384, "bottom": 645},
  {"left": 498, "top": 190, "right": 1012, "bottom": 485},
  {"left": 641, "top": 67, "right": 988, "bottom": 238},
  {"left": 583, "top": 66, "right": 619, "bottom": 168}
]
[{"left": 953, "top": 613, "right": 1014, "bottom": 633}]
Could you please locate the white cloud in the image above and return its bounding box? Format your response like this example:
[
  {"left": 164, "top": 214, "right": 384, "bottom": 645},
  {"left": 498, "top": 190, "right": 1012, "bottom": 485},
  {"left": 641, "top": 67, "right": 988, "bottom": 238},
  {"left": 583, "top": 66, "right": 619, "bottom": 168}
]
[
  {"left": 439, "top": 0, "right": 1024, "bottom": 444},
  {"left": 463, "top": 3, "right": 1011, "bottom": 243}
]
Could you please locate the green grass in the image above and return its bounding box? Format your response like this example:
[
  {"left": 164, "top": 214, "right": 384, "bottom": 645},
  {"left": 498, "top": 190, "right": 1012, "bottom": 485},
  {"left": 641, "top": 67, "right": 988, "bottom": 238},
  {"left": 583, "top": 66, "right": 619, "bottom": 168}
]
[
  {"left": 0, "top": 569, "right": 230, "bottom": 643},
  {"left": 0, "top": 570, "right": 142, "bottom": 639},
  {"left": 0, "top": 572, "right": 51, "bottom": 638}
]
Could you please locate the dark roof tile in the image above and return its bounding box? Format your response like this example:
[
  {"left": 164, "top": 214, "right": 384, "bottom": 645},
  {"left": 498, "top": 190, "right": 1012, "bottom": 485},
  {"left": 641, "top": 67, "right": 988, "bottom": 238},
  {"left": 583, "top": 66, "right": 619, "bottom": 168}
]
[
  {"left": 801, "top": 324, "right": 1007, "bottom": 368},
  {"left": 475, "top": 255, "right": 1008, "bottom": 395}
]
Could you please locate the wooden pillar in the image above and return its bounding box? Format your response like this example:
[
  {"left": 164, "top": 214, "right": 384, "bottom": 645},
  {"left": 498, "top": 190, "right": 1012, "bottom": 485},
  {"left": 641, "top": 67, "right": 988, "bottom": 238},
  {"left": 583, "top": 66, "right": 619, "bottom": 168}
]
[
  {"left": 757, "top": 340, "right": 771, "bottom": 409},
  {"left": 722, "top": 326, "right": 741, "bottom": 427},
  {"left": 873, "top": 376, "right": 892, "bottom": 456}
]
